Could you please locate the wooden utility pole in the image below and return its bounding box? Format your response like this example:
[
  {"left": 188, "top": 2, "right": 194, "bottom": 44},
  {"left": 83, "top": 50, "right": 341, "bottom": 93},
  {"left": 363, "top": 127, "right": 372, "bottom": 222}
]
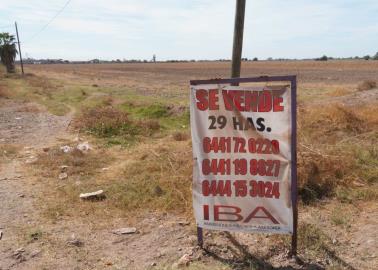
[
  {"left": 231, "top": 0, "right": 246, "bottom": 79},
  {"left": 14, "top": 22, "right": 24, "bottom": 74}
]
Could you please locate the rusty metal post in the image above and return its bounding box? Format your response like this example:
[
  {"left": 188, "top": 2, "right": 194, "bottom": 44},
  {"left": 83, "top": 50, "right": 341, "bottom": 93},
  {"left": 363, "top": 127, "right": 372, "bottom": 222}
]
[{"left": 231, "top": 0, "right": 246, "bottom": 80}]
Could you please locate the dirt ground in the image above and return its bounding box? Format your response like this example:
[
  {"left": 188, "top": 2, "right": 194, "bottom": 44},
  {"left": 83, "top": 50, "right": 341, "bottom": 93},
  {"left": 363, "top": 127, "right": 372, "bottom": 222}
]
[{"left": 0, "top": 61, "right": 377, "bottom": 269}]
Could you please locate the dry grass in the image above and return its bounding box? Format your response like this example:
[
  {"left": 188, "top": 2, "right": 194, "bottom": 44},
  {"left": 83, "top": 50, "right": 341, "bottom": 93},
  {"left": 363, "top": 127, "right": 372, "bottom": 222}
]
[
  {"left": 327, "top": 87, "right": 351, "bottom": 97},
  {"left": 15, "top": 104, "right": 42, "bottom": 113},
  {"left": 0, "top": 85, "right": 9, "bottom": 99},
  {"left": 172, "top": 131, "right": 190, "bottom": 141},
  {"left": 298, "top": 102, "right": 378, "bottom": 203},
  {"left": 357, "top": 80, "right": 377, "bottom": 91},
  {"left": 0, "top": 144, "right": 22, "bottom": 160},
  {"left": 6, "top": 61, "right": 377, "bottom": 216},
  {"left": 73, "top": 105, "right": 161, "bottom": 148},
  {"left": 30, "top": 138, "right": 192, "bottom": 221},
  {"left": 35, "top": 146, "right": 110, "bottom": 179},
  {"left": 31, "top": 144, "right": 114, "bottom": 220},
  {"left": 105, "top": 139, "right": 193, "bottom": 215}
]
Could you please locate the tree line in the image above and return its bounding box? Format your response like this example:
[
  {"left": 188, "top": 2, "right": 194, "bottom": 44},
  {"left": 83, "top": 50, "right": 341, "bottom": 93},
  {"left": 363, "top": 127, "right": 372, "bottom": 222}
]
[{"left": 1, "top": 31, "right": 378, "bottom": 74}]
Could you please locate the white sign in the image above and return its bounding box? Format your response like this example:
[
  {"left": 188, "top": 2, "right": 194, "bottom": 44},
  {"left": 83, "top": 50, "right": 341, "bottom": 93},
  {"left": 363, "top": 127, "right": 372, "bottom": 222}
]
[{"left": 190, "top": 83, "right": 293, "bottom": 234}]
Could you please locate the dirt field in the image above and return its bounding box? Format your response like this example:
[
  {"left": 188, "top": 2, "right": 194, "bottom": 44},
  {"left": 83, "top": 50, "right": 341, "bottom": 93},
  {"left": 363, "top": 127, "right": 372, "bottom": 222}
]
[{"left": 0, "top": 60, "right": 377, "bottom": 270}]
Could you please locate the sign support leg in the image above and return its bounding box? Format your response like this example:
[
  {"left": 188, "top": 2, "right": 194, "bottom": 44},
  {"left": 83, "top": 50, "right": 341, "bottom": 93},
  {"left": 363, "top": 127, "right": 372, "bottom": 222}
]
[
  {"left": 197, "top": 226, "right": 203, "bottom": 248},
  {"left": 291, "top": 207, "right": 298, "bottom": 257},
  {"left": 290, "top": 76, "right": 298, "bottom": 258}
]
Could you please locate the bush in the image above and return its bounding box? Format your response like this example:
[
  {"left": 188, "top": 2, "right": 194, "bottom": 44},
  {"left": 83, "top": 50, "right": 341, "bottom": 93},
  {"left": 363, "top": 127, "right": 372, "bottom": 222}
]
[
  {"left": 74, "top": 106, "right": 132, "bottom": 137},
  {"left": 137, "top": 104, "right": 169, "bottom": 118},
  {"left": 172, "top": 131, "right": 189, "bottom": 141},
  {"left": 357, "top": 80, "right": 376, "bottom": 91},
  {"left": 316, "top": 55, "right": 328, "bottom": 61},
  {"left": 74, "top": 106, "right": 161, "bottom": 139}
]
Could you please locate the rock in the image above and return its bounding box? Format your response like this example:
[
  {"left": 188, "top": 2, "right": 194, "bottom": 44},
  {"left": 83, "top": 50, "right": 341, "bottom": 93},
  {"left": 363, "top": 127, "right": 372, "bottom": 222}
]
[
  {"left": 101, "top": 167, "right": 110, "bottom": 171},
  {"left": 12, "top": 248, "right": 26, "bottom": 261},
  {"left": 42, "top": 147, "right": 50, "bottom": 152},
  {"left": 60, "top": 145, "right": 73, "bottom": 153},
  {"left": 58, "top": 173, "right": 68, "bottom": 180},
  {"left": 0, "top": 230, "right": 3, "bottom": 240},
  {"left": 67, "top": 239, "right": 84, "bottom": 247},
  {"left": 112, "top": 227, "right": 137, "bottom": 235},
  {"left": 77, "top": 142, "right": 91, "bottom": 152},
  {"left": 25, "top": 157, "right": 38, "bottom": 164},
  {"left": 60, "top": 165, "right": 69, "bottom": 172},
  {"left": 79, "top": 190, "right": 105, "bottom": 200},
  {"left": 332, "top": 238, "right": 337, "bottom": 244},
  {"left": 178, "top": 221, "right": 190, "bottom": 226},
  {"left": 14, "top": 247, "right": 25, "bottom": 254},
  {"left": 150, "top": 262, "right": 157, "bottom": 267},
  {"left": 177, "top": 254, "right": 191, "bottom": 267},
  {"left": 353, "top": 181, "right": 365, "bottom": 187},
  {"left": 30, "top": 250, "right": 41, "bottom": 258},
  {"left": 153, "top": 185, "right": 164, "bottom": 196}
]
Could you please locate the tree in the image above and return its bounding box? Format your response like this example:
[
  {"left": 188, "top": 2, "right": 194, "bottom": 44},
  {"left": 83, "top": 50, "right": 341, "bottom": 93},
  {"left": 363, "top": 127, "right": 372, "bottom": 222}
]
[
  {"left": 0, "top": 33, "right": 18, "bottom": 73},
  {"left": 373, "top": 52, "right": 378, "bottom": 60},
  {"left": 316, "top": 55, "right": 328, "bottom": 61}
]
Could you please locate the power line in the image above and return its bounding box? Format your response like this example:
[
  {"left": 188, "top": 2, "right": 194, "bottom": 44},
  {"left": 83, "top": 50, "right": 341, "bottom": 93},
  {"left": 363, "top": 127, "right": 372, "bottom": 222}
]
[{"left": 26, "top": 0, "right": 72, "bottom": 42}]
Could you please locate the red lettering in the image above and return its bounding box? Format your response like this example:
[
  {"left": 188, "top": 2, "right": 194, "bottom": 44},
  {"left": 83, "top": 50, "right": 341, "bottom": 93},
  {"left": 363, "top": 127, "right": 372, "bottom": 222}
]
[
  {"left": 233, "top": 180, "right": 248, "bottom": 197},
  {"left": 202, "top": 159, "right": 230, "bottom": 175},
  {"left": 208, "top": 89, "right": 219, "bottom": 110},
  {"left": 196, "top": 89, "right": 208, "bottom": 110},
  {"left": 258, "top": 90, "right": 272, "bottom": 112},
  {"left": 214, "top": 205, "right": 243, "bottom": 222},
  {"left": 244, "top": 206, "right": 279, "bottom": 224},
  {"left": 203, "top": 205, "right": 209, "bottom": 220},
  {"left": 273, "top": 96, "right": 284, "bottom": 111},
  {"left": 202, "top": 180, "right": 232, "bottom": 197}
]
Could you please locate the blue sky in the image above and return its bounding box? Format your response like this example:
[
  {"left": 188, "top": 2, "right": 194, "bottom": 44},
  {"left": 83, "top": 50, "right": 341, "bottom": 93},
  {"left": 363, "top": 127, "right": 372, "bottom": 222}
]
[{"left": 1, "top": 0, "right": 377, "bottom": 60}]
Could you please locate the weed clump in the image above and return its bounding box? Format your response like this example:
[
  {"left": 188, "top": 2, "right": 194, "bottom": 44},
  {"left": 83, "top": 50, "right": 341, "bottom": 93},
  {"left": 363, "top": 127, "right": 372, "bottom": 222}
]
[
  {"left": 34, "top": 146, "right": 111, "bottom": 179},
  {"left": 298, "top": 153, "right": 348, "bottom": 204},
  {"left": 74, "top": 106, "right": 161, "bottom": 146},
  {"left": 75, "top": 106, "right": 132, "bottom": 137},
  {"left": 357, "top": 80, "right": 376, "bottom": 91},
  {"left": 107, "top": 140, "right": 192, "bottom": 213},
  {"left": 298, "top": 102, "right": 378, "bottom": 204},
  {"left": 137, "top": 104, "right": 169, "bottom": 118},
  {"left": 172, "top": 131, "right": 189, "bottom": 141}
]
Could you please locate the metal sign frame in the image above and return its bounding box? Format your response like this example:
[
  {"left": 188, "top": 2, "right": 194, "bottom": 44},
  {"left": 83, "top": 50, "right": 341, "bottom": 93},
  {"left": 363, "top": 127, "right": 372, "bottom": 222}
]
[{"left": 189, "top": 75, "right": 298, "bottom": 256}]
